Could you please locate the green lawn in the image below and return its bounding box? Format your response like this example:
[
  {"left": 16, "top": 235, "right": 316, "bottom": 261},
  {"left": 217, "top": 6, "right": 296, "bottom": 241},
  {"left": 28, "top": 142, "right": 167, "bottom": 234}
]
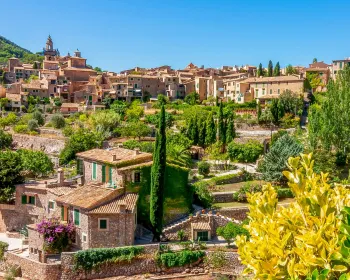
[{"left": 212, "top": 180, "right": 268, "bottom": 193}]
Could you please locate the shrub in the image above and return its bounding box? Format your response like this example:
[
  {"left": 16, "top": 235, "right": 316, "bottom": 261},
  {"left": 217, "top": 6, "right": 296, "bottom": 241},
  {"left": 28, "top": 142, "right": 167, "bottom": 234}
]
[
  {"left": 280, "top": 113, "right": 300, "bottom": 128},
  {"left": 0, "top": 130, "right": 12, "bottom": 149},
  {"left": 74, "top": 246, "right": 144, "bottom": 271},
  {"left": 258, "top": 134, "right": 303, "bottom": 182},
  {"left": 51, "top": 114, "right": 66, "bottom": 129},
  {"left": 14, "top": 124, "right": 28, "bottom": 134},
  {"left": 335, "top": 151, "right": 347, "bottom": 166},
  {"left": 177, "top": 229, "right": 186, "bottom": 241},
  {"left": 36, "top": 218, "right": 75, "bottom": 253},
  {"left": 32, "top": 110, "right": 44, "bottom": 126},
  {"left": 62, "top": 125, "right": 74, "bottom": 137},
  {"left": 198, "top": 161, "right": 210, "bottom": 176},
  {"left": 236, "top": 154, "right": 350, "bottom": 278},
  {"left": 216, "top": 222, "right": 249, "bottom": 246},
  {"left": 233, "top": 182, "right": 262, "bottom": 202},
  {"left": 276, "top": 187, "right": 294, "bottom": 199},
  {"left": 27, "top": 119, "right": 39, "bottom": 131},
  {"left": 227, "top": 140, "right": 263, "bottom": 163},
  {"left": 0, "top": 241, "right": 8, "bottom": 260},
  {"left": 158, "top": 250, "right": 205, "bottom": 268}
]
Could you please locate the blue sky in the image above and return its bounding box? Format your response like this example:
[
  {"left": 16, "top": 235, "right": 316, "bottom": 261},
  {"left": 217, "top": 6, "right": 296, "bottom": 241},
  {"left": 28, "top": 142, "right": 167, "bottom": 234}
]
[{"left": 2, "top": 0, "right": 350, "bottom": 72}]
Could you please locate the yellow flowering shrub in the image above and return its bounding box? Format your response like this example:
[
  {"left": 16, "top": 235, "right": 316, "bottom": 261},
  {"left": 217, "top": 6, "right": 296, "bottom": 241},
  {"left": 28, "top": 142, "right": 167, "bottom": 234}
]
[{"left": 236, "top": 153, "right": 350, "bottom": 279}]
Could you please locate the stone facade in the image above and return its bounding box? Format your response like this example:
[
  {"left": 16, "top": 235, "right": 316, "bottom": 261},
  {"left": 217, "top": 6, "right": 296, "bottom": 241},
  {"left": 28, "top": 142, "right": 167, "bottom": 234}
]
[{"left": 163, "top": 211, "right": 239, "bottom": 241}]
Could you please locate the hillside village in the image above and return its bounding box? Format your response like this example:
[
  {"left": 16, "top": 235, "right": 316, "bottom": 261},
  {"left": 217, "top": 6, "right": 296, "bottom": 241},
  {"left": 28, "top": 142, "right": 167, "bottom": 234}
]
[{"left": 0, "top": 35, "right": 349, "bottom": 280}]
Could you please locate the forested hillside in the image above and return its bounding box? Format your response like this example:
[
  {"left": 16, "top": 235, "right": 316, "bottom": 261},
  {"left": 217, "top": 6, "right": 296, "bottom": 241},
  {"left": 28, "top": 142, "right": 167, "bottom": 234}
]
[{"left": 0, "top": 35, "right": 43, "bottom": 65}]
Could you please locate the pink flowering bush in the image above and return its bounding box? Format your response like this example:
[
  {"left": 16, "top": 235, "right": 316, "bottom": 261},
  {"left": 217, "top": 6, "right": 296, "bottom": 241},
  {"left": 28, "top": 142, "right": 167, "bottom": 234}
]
[{"left": 36, "top": 218, "right": 75, "bottom": 253}]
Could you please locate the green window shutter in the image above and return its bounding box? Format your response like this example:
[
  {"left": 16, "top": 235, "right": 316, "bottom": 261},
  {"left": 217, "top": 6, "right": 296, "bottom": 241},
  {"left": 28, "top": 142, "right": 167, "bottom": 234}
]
[
  {"left": 92, "top": 162, "right": 96, "bottom": 180},
  {"left": 74, "top": 209, "right": 80, "bottom": 226},
  {"left": 21, "top": 195, "right": 27, "bottom": 204},
  {"left": 108, "top": 167, "right": 112, "bottom": 184},
  {"left": 102, "top": 165, "right": 106, "bottom": 183},
  {"left": 61, "top": 207, "right": 64, "bottom": 220}
]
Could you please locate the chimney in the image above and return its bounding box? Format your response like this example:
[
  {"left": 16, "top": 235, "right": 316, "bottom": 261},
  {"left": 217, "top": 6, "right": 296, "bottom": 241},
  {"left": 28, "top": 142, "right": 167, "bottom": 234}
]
[
  {"left": 119, "top": 203, "right": 126, "bottom": 213},
  {"left": 112, "top": 154, "right": 117, "bottom": 161},
  {"left": 57, "top": 168, "right": 64, "bottom": 185},
  {"left": 134, "top": 148, "right": 140, "bottom": 155}
]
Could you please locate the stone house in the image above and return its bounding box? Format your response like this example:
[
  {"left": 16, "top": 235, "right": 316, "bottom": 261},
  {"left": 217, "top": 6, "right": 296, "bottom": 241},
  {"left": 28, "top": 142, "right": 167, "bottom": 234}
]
[
  {"left": 0, "top": 147, "right": 159, "bottom": 261},
  {"left": 331, "top": 58, "right": 350, "bottom": 79}
]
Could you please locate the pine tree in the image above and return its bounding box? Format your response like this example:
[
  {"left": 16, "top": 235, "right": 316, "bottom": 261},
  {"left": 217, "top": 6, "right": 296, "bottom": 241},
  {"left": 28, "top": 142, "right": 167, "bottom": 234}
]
[
  {"left": 268, "top": 60, "right": 273, "bottom": 77},
  {"left": 257, "top": 102, "right": 262, "bottom": 122},
  {"left": 257, "top": 63, "right": 263, "bottom": 77},
  {"left": 150, "top": 105, "right": 167, "bottom": 242},
  {"left": 205, "top": 112, "right": 216, "bottom": 146},
  {"left": 218, "top": 102, "right": 226, "bottom": 145},
  {"left": 198, "top": 118, "right": 206, "bottom": 147},
  {"left": 274, "top": 62, "right": 280, "bottom": 76},
  {"left": 226, "top": 115, "right": 236, "bottom": 143}
]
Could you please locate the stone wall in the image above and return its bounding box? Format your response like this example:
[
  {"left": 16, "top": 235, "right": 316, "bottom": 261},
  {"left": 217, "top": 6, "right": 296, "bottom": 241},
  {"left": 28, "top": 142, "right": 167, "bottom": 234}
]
[
  {"left": 212, "top": 192, "right": 235, "bottom": 203},
  {"left": 205, "top": 251, "right": 244, "bottom": 275},
  {"left": 216, "top": 207, "right": 249, "bottom": 221},
  {"left": 5, "top": 251, "right": 61, "bottom": 280},
  {"left": 11, "top": 133, "right": 66, "bottom": 155}
]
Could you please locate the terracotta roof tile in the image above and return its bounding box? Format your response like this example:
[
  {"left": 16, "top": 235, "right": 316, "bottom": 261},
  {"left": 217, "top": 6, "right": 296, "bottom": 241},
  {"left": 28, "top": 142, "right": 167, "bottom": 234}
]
[
  {"left": 243, "top": 75, "right": 303, "bottom": 83},
  {"left": 191, "top": 222, "right": 211, "bottom": 230},
  {"left": 89, "top": 193, "right": 138, "bottom": 214},
  {"left": 56, "top": 183, "right": 123, "bottom": 209},
  {"left": 46, "top": 185, "right": 78, "bottom": 196},
  {"left": 76, "top": 148, "right": 152, "bottom": 167},
  {"left": 63, "top": 67, "right": 96, "bottom": 72}
]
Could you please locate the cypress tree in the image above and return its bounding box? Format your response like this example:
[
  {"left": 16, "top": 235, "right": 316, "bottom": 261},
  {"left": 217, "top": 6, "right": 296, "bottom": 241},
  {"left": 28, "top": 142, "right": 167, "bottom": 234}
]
[
  {"left": 205, "top": 112, "right": 216, "bottom": 146},
  {"left": 270, "top": 99, "right": 280, "bottom": 124},
  {"left": 191, "top": 115, "right": 199, "bottom": 145},
  {"left": 278, "top": 99, "right": 285, "bottom": 120},
  {"left": 198, "top": 117, "right": 206, "bottom": 147},
  {"left": 150, "top": 105, "right": 166, "bottom": 242},
  {"left": 218, "top": 102, "right": 226, "bottom": 145},
  {"left": 226, "top": 115, "right": 236, "bottom": 143},
  {"left": 257, "top": 63, "right": 263, "bottom": 77},
  {"left": 257, "top": 102, "right": 262, "bottom": 122},
  {"left": 268, "top": 60, "right": 273, "bottom": 77},
  {"left": 274, "top": 62, "right": 280, "bottom": 76}
]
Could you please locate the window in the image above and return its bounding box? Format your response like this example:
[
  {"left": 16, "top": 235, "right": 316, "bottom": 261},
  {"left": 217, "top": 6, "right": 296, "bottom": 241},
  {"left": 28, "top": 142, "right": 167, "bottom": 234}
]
[
  {"left": 262, "top": 89, "right": 265, "bottom": 95},
  {"left": 319, "top": 72, "right": 323, "bottom": 76},
  {"left": 48, "top": 201, "right": 55, "bottom": 211},
  {"left": 228, "top": 83, "right": 231, "bottom": 86},
  {"left": 22, "top": 195, "right": 35, "bottom": 205},
  {"left": 197, "top": 231, "right": 209, "bottom": 241},
  {"left": 278, "top": 89, "right": 280, "bottom": 94},
  {"left": 82, "top": 233, "right": 87, "bottom": 243},
  {"left": 92, "top": 162, "right": 97, "bottom": 180},
  {"left": 238, "top": 97, "right": 241, "bottom": 102},
  {"left": 130, "top": 78, "right": 134, "bottom": 81},
  {"left": 255, "top": 89, "right": 259, "bottom": 98},
  {"left": 334, "top": 62, "right": 337, "bottom": 66},
  {"left": 134, "top": 171, "right": 141, "bottom": 183},
  {"left": 74, "top": 209, "right": 80, "bottom": 226},
  {"left": 98, "top": 218, "right": 109, "bottom": 230},
  {"left": 134, "top": 84, "right": 138, "bottom": 89},
  {"left": 340, "top": 62, "right": 343, "bottom": 69}
]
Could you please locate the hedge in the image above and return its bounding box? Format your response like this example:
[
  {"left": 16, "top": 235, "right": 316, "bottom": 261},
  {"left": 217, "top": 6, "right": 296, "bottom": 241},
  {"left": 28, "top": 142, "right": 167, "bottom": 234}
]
[
  {"left": 73, "top": 246, "right": 144, "bottom": 271},
  {"left": 192, "top": 172, "right": 244, "bottom": 207},
  {"left": 126, "top": 164, "right": 192, "bottom": 226},
  {"left": 157, "top": 250, "right": 205, "bottom": 268}
]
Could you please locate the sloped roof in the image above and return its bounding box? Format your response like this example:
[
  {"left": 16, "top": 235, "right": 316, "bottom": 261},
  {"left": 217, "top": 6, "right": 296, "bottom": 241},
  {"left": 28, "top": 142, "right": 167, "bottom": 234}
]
[
  {"left": 89, "top": 193, "right": 138, "bottom": 214},
  {"left": 243, "top": 75, "right": 303, "bottom": 83},
  {"left": 56, "top": 183, "right": 121, "bottom": 209},
  {"left": 76, "top": 148, "right": 152, "bottom": 167}
]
